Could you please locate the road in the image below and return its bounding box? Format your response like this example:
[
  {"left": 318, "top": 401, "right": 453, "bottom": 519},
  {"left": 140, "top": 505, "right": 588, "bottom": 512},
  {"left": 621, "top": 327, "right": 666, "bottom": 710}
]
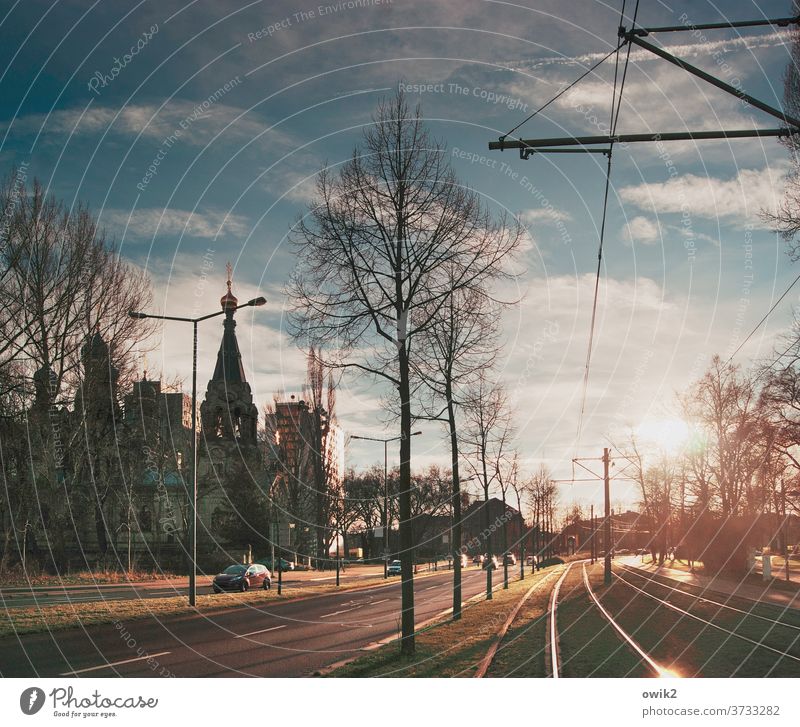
[
  {"left": 0, "top": 565, "right": 389, "bottom": 608},
  {"left": 0, "top": 566, "right": 495, "bottom": 677}
]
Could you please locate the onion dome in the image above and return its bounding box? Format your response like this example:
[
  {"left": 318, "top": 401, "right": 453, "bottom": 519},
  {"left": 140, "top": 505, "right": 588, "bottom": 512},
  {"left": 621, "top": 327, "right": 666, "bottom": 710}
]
[{"left": 220, "top": 261, "right": 238, "bottom": 311}]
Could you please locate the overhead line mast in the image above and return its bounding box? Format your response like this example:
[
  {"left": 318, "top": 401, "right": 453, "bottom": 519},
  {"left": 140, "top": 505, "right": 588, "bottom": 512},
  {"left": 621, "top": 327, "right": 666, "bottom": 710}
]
[{"left": 490, "top": 13, "right": 800, "bottom": 158}]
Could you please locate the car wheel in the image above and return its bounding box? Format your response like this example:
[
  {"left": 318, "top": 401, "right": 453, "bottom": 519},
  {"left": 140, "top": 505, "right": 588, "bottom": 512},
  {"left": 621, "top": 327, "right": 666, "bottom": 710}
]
[
  {"left": 240, "top": 580, "right": 249, "bottom": 592},
  {"left": 213, "top": 586, "right": 222, "bottom": 594},
  {"left": 263, "top": 578, "right": 271, "bottom": 590}
]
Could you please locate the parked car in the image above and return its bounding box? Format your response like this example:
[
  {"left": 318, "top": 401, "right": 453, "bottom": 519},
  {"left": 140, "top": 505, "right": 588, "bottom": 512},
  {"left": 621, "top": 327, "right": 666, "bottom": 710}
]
[
  {"left": 503, "top": 553, "right": 517, "bottom": 566},
  {"left": 482, "top": 555, "right": 499, "bottom": 570},
  {"left": 387, "top": 559, "right": 402, "bottom": 576},
  {"left": 472, "top": 554, "right": 485, "bottom": 566},
  {"left": 213, "top": 563, "right": 271, "bottom": 593},
  {"left": 256, "top": 558, "right": 294, "bottom": 572}
]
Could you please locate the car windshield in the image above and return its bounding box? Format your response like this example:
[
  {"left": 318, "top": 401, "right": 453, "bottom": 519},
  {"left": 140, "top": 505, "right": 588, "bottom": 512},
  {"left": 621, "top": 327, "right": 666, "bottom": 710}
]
[{"left": 223, "top": 565, "right": 246, "bottom": 575}]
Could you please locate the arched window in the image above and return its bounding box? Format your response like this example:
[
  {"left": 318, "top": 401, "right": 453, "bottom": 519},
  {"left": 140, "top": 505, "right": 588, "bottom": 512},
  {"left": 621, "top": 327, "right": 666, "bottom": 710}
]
[
  {"left": 211, "top": 507, "right": 228, "bottom": 532},
  {"left": 139, "top": 505, "right": 152, "bottom": 532}
]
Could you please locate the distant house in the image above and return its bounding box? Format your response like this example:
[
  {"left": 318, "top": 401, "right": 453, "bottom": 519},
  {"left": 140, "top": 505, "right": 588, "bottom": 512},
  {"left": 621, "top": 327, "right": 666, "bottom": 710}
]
[
  {"left": 559, "top": 510, "right": 652, "bottom": 554},
  {"left": 460, "top": 498, "right": 526, "bottom": 556}
]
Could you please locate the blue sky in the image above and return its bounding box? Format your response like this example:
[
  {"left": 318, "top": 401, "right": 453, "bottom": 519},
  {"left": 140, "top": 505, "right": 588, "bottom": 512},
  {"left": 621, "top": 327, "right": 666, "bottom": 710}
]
[{"left": 2, "top": 0, "right": 797, "bottom": 511}]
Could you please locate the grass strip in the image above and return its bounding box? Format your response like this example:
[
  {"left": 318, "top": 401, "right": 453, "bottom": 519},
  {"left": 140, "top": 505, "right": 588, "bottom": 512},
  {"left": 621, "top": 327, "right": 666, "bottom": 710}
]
[
  {"left": 0, "top": 576, "right": 395, "bottom": 639},
  {"left": 328, "top": 568, "right": 559, "bottom": 678}
]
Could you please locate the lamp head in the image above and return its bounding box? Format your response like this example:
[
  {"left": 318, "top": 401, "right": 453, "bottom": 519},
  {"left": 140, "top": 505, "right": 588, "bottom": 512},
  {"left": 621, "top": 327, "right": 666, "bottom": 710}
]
[
  {"left": 247, "top": 296, "right": 267, "bottom": 307},
  {"left": 128, "top": 311, "right": 148, "bottom": 319}
]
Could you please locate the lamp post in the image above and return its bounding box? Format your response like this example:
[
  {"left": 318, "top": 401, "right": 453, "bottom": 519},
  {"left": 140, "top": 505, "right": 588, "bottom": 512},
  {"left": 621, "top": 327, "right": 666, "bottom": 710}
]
[
  {"left": 351, "top": 431, "right": 422, "bottom": 578},
  {"left": 129, "top": 295, "right": 266, "bottom": 606}
]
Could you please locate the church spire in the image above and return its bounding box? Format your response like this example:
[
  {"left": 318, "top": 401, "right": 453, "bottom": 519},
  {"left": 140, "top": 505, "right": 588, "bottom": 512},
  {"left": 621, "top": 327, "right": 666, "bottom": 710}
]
[
  {"left": 211, "top": 263, "right": 247, "bottom": 384},
  {"left": 200, "top": 266, "right": 258, "bottom": 445}
]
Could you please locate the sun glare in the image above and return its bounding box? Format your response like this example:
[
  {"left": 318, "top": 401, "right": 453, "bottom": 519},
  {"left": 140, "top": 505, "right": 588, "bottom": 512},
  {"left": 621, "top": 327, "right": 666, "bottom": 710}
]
[{"left": 636, "top": 417, "right": 690, "bottom": 455}]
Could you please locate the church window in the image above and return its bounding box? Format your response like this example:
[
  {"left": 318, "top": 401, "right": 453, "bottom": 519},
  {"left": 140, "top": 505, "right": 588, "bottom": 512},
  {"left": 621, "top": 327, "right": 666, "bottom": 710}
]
[{"left": 139, "top": 505, "right": 153, "bottom": 532}]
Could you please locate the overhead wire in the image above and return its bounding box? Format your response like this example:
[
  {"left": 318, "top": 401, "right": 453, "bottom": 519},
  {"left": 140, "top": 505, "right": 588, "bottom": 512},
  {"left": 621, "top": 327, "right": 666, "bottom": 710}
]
[
  {"left": 725, "top": 270, "right": 800, "bottom": 369},
  {"left": 501, "top": 42, "right": 626, "bottom": 143},
  {"left": 576, "top": 0, "right": 638, "bottom": 450}
]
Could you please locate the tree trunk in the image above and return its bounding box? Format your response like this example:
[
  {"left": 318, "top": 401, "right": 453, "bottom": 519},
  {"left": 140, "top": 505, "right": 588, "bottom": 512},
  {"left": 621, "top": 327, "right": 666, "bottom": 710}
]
[
  {"left": 502, "top": 492, "right": 509, "bottom": 589},
  {"left": 447, "top": 385, "right": 463, "bottom": 619},
  {"left": 398, "top": 345, "right": 415, "bottom": 655}
]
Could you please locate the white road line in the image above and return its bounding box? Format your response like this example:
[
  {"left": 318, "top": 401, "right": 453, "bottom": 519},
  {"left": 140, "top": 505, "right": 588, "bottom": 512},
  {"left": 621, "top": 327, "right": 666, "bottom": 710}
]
[
  {"left": 59, "top": 651, "right": 172, "bottom": 676},
  {"left": 548, "top": 563, "right": 573, "bottom": 679},
  {"left": 424, "top": 585, "right": 438, "bottom": 591},
  {"left": 370, "top": 599, "right": 390, "bottom": 605},
  {"left": 234, "top": 625, "right": 287, "bottom": 639},
  {"left": 583, "top": 564, "right": 673, "bottom": 677},
  {"left": 320, "top": 605, "right": 363, "bottom": 618}
]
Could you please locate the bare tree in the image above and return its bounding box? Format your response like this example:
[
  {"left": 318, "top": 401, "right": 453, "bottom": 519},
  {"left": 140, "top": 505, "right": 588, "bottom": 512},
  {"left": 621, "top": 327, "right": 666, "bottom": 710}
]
[
  {"left": 495, "top": 447, "right": 519, "bottom": 589},
  {"left": 0, "top": 176, "right": 153, "bottom": 572},
  {"left": 769, "top": 1, "right": 800, "bottom": 256},
  {"left": 414, "top": 274, "right": 503, "bottom": 617},
  {"left": 287, "top": 91, "right": 522, "bottom": 652},
  {"left": 464, "top": 374, "right": 511, "bottom": 598},
  {"left": 525, "top": 464, "right": 557, "bottom": 566}
]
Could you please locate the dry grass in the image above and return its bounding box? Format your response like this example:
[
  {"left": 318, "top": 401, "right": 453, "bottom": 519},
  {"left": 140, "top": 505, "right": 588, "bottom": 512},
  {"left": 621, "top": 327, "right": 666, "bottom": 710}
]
[
  {"left": 0, "top": 576, "right": 390, "bottom": 639},
  {"left": 1, "top": 568, "right": 182, "bottom": 587}
]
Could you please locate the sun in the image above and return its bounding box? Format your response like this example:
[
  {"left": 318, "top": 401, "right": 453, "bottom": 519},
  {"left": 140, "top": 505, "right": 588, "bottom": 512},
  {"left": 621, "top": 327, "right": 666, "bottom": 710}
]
[{"left": 636, "top": 417, "right": 690, "bottom": 455}]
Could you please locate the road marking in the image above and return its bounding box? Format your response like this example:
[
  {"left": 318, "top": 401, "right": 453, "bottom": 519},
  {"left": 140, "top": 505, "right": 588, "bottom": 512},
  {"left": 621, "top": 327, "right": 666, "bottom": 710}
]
[
  {"left": 370, "top": 599, "right": 390, "bottom": 605},
  {"left": 235, "top": 625, "right": 286, "bottom": 639},
  {"left": 424, "top": 585, "right": 438, "bottom": 590},
  {"left": 320, "top": 605, "right": 363, "bottom": 618},
  {"left": 60, "top": 651, "right": 171, "bottom": 676}
]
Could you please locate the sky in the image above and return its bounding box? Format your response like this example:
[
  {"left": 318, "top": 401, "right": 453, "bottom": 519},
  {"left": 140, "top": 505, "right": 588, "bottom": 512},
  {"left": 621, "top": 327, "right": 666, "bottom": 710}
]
[{"left": 2, "top": 0, "right": 798, "bottom": 514}]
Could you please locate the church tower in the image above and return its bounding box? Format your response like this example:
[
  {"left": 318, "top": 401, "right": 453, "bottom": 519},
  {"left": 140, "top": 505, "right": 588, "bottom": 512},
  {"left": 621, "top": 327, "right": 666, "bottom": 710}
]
[
  {"left": 199, "top": 264, "right": 259, "bottom": 446},
  {"left": 197, "top": 266, "right": 265, "bottom": 561}
]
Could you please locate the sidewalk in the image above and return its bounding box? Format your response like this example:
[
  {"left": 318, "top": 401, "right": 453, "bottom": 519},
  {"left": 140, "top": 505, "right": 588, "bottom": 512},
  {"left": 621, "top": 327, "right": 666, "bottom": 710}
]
[{"left": 617, "top": 556, "right": 800, "bottom": 612}]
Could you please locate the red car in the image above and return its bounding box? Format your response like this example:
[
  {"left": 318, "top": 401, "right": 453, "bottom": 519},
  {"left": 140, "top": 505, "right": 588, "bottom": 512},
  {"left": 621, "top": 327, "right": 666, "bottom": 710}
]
[{"left": 213, "top": 563, "right": 271, "bottom": 593}]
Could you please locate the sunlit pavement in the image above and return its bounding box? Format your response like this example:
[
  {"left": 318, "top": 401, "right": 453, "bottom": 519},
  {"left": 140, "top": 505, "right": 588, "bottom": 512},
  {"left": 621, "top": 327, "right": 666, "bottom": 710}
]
[{"left": 617, "top": 556, "right": 800, "bottom": 611}]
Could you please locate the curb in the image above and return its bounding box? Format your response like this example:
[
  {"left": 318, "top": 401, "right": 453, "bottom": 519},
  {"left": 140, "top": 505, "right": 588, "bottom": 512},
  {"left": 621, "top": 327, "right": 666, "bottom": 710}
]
[{"left": 474, "top": 568, "right": 561, "bottom": 678}]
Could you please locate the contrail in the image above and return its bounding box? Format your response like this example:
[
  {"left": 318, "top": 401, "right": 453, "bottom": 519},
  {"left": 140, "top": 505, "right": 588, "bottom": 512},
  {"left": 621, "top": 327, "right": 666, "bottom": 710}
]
[{"left": 504, "top": 29, "right": 792, "bottom": 74}]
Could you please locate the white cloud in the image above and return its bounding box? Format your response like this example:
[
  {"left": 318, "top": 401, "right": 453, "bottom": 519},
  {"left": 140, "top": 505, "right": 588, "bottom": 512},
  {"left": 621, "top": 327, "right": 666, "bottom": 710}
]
[
  {"left": 621, "top": 215, "right": 661, "bottom": 245},
  {"left": 519, "top": 206, "right": 573, "bottom": 225},
  {"left": 8, "top": 101, "right": 293, "bottom": 150},
  {"left": 103, "top": 207, "right": 250, "bottom": 240},
  {"left": 619, "top": 165, "right": 787, "bottom": 227}
]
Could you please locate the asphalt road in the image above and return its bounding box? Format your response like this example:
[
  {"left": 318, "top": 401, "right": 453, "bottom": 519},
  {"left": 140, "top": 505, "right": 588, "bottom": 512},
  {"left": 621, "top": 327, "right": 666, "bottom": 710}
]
[{"left": 0, "top": 566, "right": 500, "bottom": 677}]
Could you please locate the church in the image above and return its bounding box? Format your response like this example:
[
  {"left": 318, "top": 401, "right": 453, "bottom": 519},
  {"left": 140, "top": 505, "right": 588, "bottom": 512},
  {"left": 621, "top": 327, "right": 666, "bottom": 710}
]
[
  {"left": 9, "top": 269, "right": 344, "bottom": 574},
  {"left": 15, "top": 272, "right": 269, "bottom": 572}
]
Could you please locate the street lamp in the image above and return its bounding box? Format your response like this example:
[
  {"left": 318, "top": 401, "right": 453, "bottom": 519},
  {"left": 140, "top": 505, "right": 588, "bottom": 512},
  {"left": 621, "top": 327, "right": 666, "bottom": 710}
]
[
  {"left": 351, "top": 430, "right": 422, "bottom": 578},
  {"left": 129, "top": 295, "right": 266, "bottom": 606}
]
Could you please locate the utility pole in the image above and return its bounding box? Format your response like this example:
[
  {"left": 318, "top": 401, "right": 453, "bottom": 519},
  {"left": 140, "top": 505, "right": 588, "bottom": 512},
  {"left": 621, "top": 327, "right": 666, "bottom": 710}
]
[
  {"left": 590, "top": 504, "right": 595, "bottom": 564},
  {"left": 603, "top": 447, "right": 611, "bottom": 585}
]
